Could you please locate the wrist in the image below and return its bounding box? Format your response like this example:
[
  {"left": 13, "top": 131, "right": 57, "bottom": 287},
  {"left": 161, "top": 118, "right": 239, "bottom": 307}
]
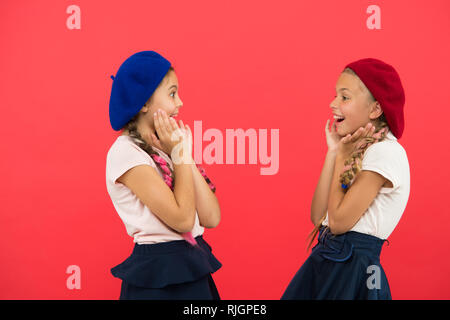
[
  {"left": 327, "top": 148, "right": 338, "bottom": 156},
  {"left": 172, "top": 154, "right": 194, "bottom": 165}
]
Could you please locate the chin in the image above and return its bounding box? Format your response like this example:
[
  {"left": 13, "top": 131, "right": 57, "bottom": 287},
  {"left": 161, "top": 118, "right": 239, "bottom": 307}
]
[
  {"left": 336, "top": 126, "right": 347, "bottom": 137},
  {"left": 337, "top": 123, "right": 358, "bottom": 137}
]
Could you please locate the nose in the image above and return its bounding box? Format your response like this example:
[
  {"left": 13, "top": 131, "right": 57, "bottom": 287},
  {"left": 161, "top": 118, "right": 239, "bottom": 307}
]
[
  {"left": 329, "top": 97, "right": 337, "bottom": 111},
  {"left": 177, "top": 96, "right": 183, "bottom": 108}
]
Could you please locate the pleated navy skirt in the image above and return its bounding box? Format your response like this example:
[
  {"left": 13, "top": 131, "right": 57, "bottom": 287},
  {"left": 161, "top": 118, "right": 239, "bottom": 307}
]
[
  {"left": 281, "top": 227, "right": 391, "bottom": 300},
  {"left": 111, "top": 235, "right": 222, "bottom": 300}
]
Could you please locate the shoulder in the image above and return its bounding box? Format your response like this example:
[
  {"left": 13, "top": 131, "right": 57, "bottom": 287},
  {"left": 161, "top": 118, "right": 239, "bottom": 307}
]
[
  {"left": 106, "top": 136, "right": 156, "bottom": 168},
  {"left": 363, "top": 138, "right": 408, "bottom": 163},
  {"left": 106, "top": 136, "right": 158, "bottom": 185},
  {"left": 361, "top": 136, "right": 409, "bottom": 190},
  {"left": 107, "top": 136, "right": 146, "bottom": 158}
]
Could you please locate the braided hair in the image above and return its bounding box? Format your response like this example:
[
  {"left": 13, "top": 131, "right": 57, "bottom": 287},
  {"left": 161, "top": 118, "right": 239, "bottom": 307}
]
[
  {"left": 124, "top": 113, "right": 175, "bottom": 182},
  {"left": 307, "top": 67, "right": 390, "bottom": 250}
]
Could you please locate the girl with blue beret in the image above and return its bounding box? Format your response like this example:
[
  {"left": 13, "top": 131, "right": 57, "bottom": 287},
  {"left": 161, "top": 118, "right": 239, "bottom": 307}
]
[{"left": 106, "top": 51, "right": 222, "bottom": 300}]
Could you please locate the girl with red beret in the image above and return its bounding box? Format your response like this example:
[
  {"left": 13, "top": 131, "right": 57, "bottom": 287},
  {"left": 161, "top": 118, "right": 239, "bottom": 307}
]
[{"left": 281, "top": 58, "right": 410, "bottom": 299}]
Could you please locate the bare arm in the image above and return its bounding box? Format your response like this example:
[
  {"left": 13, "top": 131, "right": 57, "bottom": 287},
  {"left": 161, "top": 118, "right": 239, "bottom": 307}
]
[
  {"left": 117, "top": 156, "right": 196, "bottom": 233},
  {"left": 311, "top": 119, "right": 342, "bottom": 227},
  {"left": 327, "top": 153, "right": 387, "bottom": 234},
  {"left": 191, "top": 164, "right": 221, "bottom": 228},
  {"left": 310, "top": 149, "right": 337, "bottom": 226}
]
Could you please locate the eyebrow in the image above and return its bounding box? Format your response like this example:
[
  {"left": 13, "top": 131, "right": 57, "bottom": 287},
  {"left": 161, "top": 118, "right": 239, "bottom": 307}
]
[
  {"left": 168, "top": 85, "right": 177, "bottom": 90},
  {"left": 335, "top": 87, "right": 351, "bottom": 93}
]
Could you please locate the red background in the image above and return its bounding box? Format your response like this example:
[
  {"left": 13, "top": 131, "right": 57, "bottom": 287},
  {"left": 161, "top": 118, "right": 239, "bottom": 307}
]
[{"left": 1, "top": 0, "right": 449, "bottom": 299}]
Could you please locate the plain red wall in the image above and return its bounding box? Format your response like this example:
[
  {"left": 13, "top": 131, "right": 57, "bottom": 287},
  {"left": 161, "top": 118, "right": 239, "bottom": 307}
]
[{"left": 1, "top": 0, "right": 449, "bottom": 299}]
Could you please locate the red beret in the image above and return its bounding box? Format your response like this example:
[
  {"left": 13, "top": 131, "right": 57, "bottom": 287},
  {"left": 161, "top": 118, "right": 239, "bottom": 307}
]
[{"left": 344, "top": 58, "right": 405, "bottom": 139}]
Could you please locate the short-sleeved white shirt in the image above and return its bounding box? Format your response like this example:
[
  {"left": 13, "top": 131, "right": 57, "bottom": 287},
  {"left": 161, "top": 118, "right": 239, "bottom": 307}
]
[
  {"left": 322, "top": 130, "right": 410, "bottom": 239},
  {"left": 106, "top": 135, "right": 204, "bottom": 244}
]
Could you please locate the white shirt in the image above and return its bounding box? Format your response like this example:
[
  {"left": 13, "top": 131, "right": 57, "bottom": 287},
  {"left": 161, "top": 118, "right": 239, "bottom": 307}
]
[
  {"left": 106, "top": 135, "right": 204, "bottom": 244},
  {"left": 322, "top": 130, "right": 410, "bottom": 239}
]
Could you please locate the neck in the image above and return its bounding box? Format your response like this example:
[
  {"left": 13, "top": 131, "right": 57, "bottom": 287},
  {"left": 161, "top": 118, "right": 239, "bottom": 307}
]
[{"left": 122, "top": 122, "right": 155, "bottom": 143}]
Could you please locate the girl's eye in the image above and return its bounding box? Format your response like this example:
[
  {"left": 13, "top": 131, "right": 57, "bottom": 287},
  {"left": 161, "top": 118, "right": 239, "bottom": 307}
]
[
  {"left": 170, "top": 92, "right": 176, "bottom": 98},
  {"left": 334, "top": 95, "right": 348, "bottom": 101}
]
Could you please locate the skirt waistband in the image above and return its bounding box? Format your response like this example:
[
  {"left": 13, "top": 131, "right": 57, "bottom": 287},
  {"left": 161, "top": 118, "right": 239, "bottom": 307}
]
[
  {"left": 313, "top": 227, "right": 388, "bottom": 262},
  {"left": 132, "top": 235, "right": 212, "bottom": 255}
]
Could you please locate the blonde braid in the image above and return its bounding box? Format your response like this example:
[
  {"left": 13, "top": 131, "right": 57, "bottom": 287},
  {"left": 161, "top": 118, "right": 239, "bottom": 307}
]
[{"left": 339, "top": 117, "right": 389, "bottom": 191}]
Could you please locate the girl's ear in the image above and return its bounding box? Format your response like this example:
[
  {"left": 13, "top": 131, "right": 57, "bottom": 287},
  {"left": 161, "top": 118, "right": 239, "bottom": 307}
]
[
  {"left": 369, "top": 101, "right": 383, "bottom": 120},
  {"left": 141, "top": 102, "right": 152, "bottom": 114},
  {"left": 141, "top": 97, "right": 153, "bottom": 113}
]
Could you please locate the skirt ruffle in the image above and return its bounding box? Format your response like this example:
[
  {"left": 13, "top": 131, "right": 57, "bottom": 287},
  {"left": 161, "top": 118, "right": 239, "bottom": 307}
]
[
  {"left": 281, "top": 227, "right": 391, "bottom": 300},
  {"left": 111, "top": 235, "right": 222, "bottom": 290}
]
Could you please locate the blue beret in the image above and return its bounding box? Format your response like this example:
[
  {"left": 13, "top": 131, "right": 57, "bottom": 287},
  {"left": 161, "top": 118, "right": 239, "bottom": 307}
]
[{"left": 109, "top": 51, "right": 171, "bottom": 131}]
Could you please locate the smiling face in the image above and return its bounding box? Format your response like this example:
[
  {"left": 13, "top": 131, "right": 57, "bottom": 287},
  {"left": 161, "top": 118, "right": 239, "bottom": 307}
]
[
  {"left": 121, "top": 68, "right": 183, "bottom": 139},
  {"left": 330, "top": 70, "right": 383, "bottom": 137}
]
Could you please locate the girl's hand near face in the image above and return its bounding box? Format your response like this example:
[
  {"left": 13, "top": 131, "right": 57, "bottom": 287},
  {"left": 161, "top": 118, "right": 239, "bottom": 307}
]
[
  {"left": 148, "top": 109, "right": 192, "bottom": 159},
  {"left": 175, "top": 118, "right": 193, "bottom": 162},
  {"left": 325, "top": 119, "right": 341, "bottom": 152},
  {"left": 337, "top": 122, "right": 377, "bottom": 159}
]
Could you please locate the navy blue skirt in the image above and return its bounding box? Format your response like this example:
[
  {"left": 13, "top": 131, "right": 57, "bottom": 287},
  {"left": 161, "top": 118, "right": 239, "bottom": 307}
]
[
  {"left": 281, "top": 227, "right": 391, "bottom": 300},
  {"left": 111, "top": 235, "right": 222, "bottom": 300}
]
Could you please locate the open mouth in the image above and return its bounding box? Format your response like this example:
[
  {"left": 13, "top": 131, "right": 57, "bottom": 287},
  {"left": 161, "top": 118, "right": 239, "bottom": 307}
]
[{"left": 334, "top": 115, "right": 345, "bottom": 123}]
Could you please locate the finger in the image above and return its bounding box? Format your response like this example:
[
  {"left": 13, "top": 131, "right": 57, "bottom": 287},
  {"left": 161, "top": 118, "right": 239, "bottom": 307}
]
[
  {"left": 185, "top": 124, "right": 192, "bottom": 144},
  {"left": 359, "top": 126, "right": 367, "bottom": 139},
  {"left": 364, "top": 123, "right": 372, "bottom": 137},
  {"left": 151, "top": 133, "right": 161, "bottom": 147},
  {"left": 185, "top": 123, "right": 191, "bottom": 136},
  {"left": 158, "top": 109, "right": 169, "bottom": 138},
  {"left": 154, "top": 111, "right": 162, "bottom": 136},
  {"left": 342, "top": 134, "right": 351, "bottom": 143},
  {"left": 186, "top": 123, "right": 193, "bottom": 139},
  {"left": 367, "top": 126, "right": 375, "bottom": 138},
  {"left": 161, "top": 110, "right": 172, "bottom": 133},
  {"left": 179, "top": 119, "right": 185, "bottom": 131},
  {"left": 352, "top": 127, "right": 364, "bottom": 141},
  {"left": 169, "top": 116, "right": 179, "bottom": 131},
  {"left": 178, "top": 120, "right": 187, "bottom": 140},
  {"left": 369, "top": 125, "right": 376, "bottom": 137},
  {"left": 155, "top": 110, "right": 165, "bottom": 137},
  {"left": 347, "top": 129, "right": 359, "bottom": 142},
  {"left": 325, "top": 119, "right": 330, "bottom": 132},
  {"left": 162, "top": 110, "right": 174, "bottom": 134}
]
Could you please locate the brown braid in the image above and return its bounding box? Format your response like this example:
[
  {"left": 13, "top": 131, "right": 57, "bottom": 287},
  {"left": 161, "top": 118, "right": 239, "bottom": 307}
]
[{"left": 307, "top": 68, "right": 390, "bottom": 250}]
